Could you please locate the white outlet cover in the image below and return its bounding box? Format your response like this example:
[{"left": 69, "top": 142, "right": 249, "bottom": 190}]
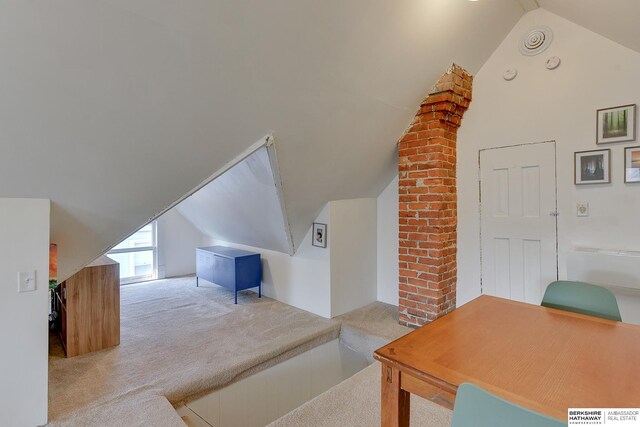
[
  {"left": 577, "top": 203, "right": 589, "bottom": 217},
  {"left": 18, "top": 271, "right": 36, "bottom": 293}
]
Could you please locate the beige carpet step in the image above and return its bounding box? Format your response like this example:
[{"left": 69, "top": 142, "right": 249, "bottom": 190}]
[
  {"left": 47, "top": 390, "right": 186, "bottom": 427},
  {"left": 335, "top": 301, "right": 412, "bottom": 362}
]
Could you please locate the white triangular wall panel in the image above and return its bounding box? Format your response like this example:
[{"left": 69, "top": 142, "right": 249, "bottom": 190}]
[{"left": 176, "top": 147, "right": 291, "bottom": 254}]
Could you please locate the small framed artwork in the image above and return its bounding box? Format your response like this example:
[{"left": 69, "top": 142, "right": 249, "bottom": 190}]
[
  {"left": 312, "top": 223, "right": 327, "bottom": 248},
  {"left": 596, "top": 104, "right": 636, "bottom": 144},
  {"left": 575, "top": 149, "right": 611, "bottom": 185},
  {"left": 625, "top": 146, "right": 640, "bottom": 183}
]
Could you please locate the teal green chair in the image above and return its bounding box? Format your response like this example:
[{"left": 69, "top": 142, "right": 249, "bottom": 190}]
[
  {"left": 451, "top": 383, "right": 566, "bottom": 427},
  {"left": 541, "top": 280, "right": 622, "bottom": 321}
]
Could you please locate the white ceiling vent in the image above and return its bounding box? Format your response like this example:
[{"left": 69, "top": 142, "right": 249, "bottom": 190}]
[{"left": 518, "top": 26, "right": 553, "bottom": 56}]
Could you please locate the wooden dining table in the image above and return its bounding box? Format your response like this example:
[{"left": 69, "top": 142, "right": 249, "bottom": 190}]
[{"left": 374, "top": 295, "right": 640, "bottom": 426}]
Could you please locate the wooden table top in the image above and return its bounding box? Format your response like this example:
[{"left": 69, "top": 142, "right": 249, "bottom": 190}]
[{"left": 374, "top": 295, "right": 640, "bottom": 420}]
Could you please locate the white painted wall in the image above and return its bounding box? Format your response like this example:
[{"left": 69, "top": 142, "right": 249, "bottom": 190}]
[
  {"left": 0, "top": 198, "right": 49, "bottom": 427},
  {"left": 457, "top": 8, "right": 640, "bottom": 306},
  {"left": 157, "top": 208, "right": 206, "bottom": 278},
  {"left": 329, "top": 198, "right": 378, "bottom": 317},
  {"left": 205, "top": 205, "right": 332, "bottom": 318},
  {"left": 567, "top": 249, "right": 640, "bottom": 325},
  {"left": 376, "top": 176, "right": 399, "bottom": 306},
  {"left": 203, "top": 198, "right": 378, "bottom": 318}
]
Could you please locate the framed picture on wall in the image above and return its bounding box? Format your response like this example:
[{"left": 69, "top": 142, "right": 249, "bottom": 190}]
[
  {"left": 575, "top": 149, "right": 611, "bottom": 185},
  {"left": 596, "top": 104, "right": 636, "bottom": 144},
  {"left": 625, "top": 146, "right": 640, "bottom": 183},
  {"left": 312, "top": 223, "right": 327, "bottom": 248}
]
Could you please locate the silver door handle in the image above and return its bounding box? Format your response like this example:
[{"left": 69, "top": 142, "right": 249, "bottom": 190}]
[{"left": 549, "top": 211, "right": 559, "bottom": 217}]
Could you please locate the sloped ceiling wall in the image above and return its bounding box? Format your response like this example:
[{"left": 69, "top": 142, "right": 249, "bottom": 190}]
[
  {"left": 539, "top": 0, "right": 640, "bottom": 54},
  {"left": 0, "top": 0, "right": 524, "bottom": 280},
  {"left": 175, "top": 146, "right": 291, "bottom": 254}
]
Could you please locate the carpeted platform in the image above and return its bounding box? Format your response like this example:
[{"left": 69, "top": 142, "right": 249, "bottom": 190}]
[
  {"left": 267, "top": 362, "right": 453, "bottom": 427},
  {"left": 48, "top": 277, "right": 340, "bottom": 426},
  {"left": 336, "top": 301, "right": 412, "bottom": 362}
]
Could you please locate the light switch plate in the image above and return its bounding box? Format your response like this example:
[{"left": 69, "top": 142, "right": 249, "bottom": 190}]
[
  {"left": 577, "top": 203, "right": 589, "bottom": 217},
  {"left": 18, "top": 271, "right": 36, "bottom": 293}
]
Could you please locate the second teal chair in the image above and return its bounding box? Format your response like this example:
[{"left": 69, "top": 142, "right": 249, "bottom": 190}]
[
  {"left": 451, "top": 383, "right": 566, "bottom": 427},
  {"left": 541, "top": 280, "right": 622, "bottom": 321}
]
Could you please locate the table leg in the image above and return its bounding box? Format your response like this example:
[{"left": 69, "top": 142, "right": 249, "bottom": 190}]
[{"left": 380, "top": 363, "right": 410, "bottom": 427}]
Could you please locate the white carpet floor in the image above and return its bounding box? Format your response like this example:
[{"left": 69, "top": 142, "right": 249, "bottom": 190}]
[{"left": 48, "top": 277, "right": 340, "bottom": 426}]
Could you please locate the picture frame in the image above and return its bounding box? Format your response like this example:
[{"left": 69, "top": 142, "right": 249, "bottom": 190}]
[
  {"left": 312, "top": 223, "right": 327, "bottom": 248},
  {"left": 624, "top": 146, "right": 640, "bottom": 183},
  {"left": 575, "top": 149, "right": 611, "bottom": 185},
  {"left": 596, "top": 104, "right": 636, "bottom": 144}
]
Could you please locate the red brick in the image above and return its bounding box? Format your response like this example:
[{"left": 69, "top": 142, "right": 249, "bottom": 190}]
[
  {"left": 399, "top": 269, "right": 418, "bottom": 278},
  {"left": 407, "top": 277, "right": 428, "bottom": 287},
  {"left": 399, "top": 284, "right": 417, "bottom": 293},
  {"left": 399, "top": 298, "right": 418, "bottom": 309},
  {"left": 399, "top": 133, "right": 417, "bottom": 143}
]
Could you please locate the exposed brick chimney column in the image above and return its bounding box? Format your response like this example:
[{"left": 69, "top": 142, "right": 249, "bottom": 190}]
[{"left": 397, "top": 64, "right": 473, "bottom": 328}]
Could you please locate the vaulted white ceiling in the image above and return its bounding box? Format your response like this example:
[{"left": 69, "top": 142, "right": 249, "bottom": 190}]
[
  {"left": 0, "top": 0, "right": 526, "bottom": 280},
  {"left": 538, "top": 0, "right": 640, "bottom": 54}
]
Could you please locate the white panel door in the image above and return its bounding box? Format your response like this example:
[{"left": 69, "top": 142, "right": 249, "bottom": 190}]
[{"left": 480, "top": 142, "right": 557, "bottom": 304}]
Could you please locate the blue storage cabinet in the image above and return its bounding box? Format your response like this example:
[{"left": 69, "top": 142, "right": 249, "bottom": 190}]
[{"left": 196, "top": 246, "right": 262, "bottom": 304}]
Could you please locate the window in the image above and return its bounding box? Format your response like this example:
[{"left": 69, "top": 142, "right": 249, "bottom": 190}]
[{"left": 108, "top": 222, "right": 157, "bottom": 284}]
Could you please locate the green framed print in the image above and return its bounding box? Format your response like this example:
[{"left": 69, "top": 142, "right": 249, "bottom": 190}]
[{"left": 597, "top": 104, "right": 636, "bottom": 144}]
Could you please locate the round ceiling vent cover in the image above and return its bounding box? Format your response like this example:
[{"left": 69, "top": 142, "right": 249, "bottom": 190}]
[{"left": 519, "top": 26, "right": 553, "bottom": 56}]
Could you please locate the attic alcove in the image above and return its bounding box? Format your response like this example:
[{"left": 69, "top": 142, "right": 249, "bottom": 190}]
[{"left": 174, "top": 143, "right": 293, "bottom": 255}]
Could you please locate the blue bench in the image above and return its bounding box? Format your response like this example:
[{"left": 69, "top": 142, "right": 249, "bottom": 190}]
[{"left": 196, "top": 246, "right": 262, "bottom": 304}]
